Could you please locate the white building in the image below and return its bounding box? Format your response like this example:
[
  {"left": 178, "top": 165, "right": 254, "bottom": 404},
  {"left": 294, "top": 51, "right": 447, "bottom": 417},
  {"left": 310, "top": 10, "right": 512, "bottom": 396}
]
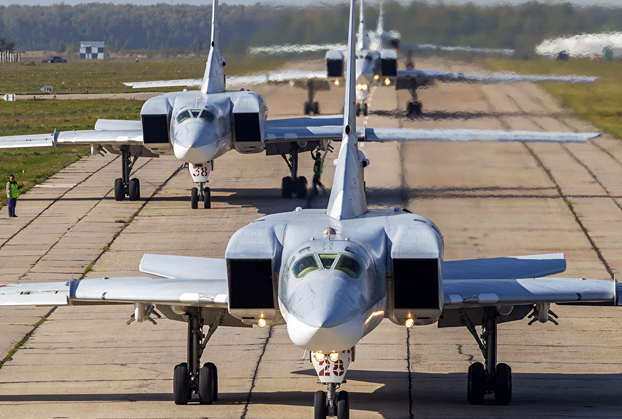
[{"left": 80, "top": 41, "right": 105, "bottom": 60}]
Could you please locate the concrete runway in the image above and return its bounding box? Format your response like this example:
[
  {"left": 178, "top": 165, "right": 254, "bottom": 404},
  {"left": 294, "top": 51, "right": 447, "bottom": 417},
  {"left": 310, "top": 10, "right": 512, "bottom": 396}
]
[{"left": 2, "top": 58, "right": 622, "bottom": 418}]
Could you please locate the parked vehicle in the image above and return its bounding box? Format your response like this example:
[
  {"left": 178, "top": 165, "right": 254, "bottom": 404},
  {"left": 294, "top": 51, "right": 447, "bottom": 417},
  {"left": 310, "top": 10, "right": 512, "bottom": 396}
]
[{"left": 42, "top": 56, "right": 67, "bottom": 63}]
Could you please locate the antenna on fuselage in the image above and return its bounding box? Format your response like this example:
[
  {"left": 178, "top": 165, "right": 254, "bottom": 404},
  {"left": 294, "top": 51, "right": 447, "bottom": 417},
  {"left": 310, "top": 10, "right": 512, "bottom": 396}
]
[
  {"left": 201, "top": 0, "right": 226, "bottom": 94},
  {"left": 326, "top": 0, "right": 368, "bottom": 221}
]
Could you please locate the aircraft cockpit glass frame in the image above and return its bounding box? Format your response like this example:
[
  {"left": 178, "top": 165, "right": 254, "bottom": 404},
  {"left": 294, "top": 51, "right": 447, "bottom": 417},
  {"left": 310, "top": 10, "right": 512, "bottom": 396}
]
[
  {"left": 292, "top": 252, "right": 364, "bottom": 280},
  {"left": 175, "top": 108, "right": 216, "bottom": 124},
  {"left": 199, "top": 109, "right": 216, "bottom": 123},
  {"left": 319, "top": 254, "right": 338, "bottom": 269},
  {"left": 335, "top": 254, "right": 364, "bottom": 279},
  {"left": 176, "top": 110, "right": 191, "bottom": 124},
  {"left": 292, "top": 255, "right": 319, "bottom": 279}
]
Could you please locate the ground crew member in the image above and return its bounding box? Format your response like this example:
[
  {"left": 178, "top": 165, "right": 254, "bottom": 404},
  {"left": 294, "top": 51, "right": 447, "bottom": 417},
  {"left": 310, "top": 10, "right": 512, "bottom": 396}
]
[
  {"left": 6, "top": 174, "right": 22, "bottom": 218},
  {"left": 312, "top": 151, "right": 325, "bottom": 194}
]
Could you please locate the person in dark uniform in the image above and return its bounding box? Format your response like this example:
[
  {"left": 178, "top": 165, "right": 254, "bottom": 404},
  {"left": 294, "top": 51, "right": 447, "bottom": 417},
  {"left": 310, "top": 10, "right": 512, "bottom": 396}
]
[
  {"left": 312, "top": 151, "right": 325, "bottom": 194},
  {"left": 6, "top": 174, "right": 22, "bottom": 218}
]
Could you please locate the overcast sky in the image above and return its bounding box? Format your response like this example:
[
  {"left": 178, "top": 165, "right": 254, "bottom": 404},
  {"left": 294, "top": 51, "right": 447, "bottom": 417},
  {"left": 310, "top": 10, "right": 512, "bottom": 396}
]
[{"left": 1, "top": 0, "right": 621, "bottom": 7}]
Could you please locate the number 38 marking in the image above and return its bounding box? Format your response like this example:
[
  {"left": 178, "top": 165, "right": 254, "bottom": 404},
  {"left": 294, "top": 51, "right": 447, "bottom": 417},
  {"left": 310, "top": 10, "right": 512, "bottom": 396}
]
[{"left": 193, "top": 167, "right": 209, "bottom": 177}]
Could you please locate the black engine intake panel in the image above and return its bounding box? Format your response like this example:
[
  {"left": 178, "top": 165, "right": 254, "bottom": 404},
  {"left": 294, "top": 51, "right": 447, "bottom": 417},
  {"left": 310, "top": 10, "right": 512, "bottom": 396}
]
[
  {"left": 227, "top": 259, "right": 275, "bottom": 310},
  {"left": 393, "top": 258, "right": 440, "bottom": 310},
  {"left": 326, "top": 59, "right": 344, "bottom": 78},
  {"left": 381, "top": 58, "right": 398, "bottom": 77},
  {"left": 141, "top": 114, "right": 169, "bottom": 144}
]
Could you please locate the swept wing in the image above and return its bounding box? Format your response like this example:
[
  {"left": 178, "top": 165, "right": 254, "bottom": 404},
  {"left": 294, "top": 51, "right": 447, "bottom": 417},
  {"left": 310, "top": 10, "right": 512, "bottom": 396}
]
[{"left": 398, "top": 68, "right": 600, "bottom": 84}]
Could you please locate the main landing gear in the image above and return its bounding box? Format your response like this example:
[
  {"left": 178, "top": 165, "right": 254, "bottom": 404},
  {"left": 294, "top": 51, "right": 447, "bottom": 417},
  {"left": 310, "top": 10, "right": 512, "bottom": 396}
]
[
  {"left": 280, "top": 145, "right": 307, "bottom": 199},
  {"left": 462, "top": 307, "right": 512, "bottom": 405},
  {"left": 304, "top": 80, "right": 320, "bottom": 115},
  {"left": 191, "top": 183, "right": 211, "bottom": 209},
  {"left": 114, "top": 145, "right": 141, "bottom": 201},
  {"left": 406, "top": 87, "right": 422, "bottom": 118},
  {"left": 315, "top": 384, "right": 349, "bottom": 419},
  {"left": 173, "top": 308, "right": 223, "bottom": 405},
  {"left": 355, "top": 102, "right": 368, "bottom": 117}
]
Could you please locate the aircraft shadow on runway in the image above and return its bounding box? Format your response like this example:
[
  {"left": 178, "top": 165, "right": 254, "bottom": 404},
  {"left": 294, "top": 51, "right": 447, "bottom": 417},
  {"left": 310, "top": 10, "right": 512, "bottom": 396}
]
[{"left": 1, "top": 370, "right": 620, "bottom": 416}]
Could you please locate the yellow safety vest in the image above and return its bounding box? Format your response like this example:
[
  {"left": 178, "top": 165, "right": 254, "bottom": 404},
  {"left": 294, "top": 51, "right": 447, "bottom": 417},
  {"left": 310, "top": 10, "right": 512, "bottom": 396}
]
[{"left": 7, "top": 182, "right": 19, "bottom": 198}]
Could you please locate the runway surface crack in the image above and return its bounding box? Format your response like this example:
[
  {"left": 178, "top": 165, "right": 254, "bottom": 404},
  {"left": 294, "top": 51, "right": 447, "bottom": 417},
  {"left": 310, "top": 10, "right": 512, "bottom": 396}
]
[{"left": 240, "top": 326, "right": 273, "bottom": 419}]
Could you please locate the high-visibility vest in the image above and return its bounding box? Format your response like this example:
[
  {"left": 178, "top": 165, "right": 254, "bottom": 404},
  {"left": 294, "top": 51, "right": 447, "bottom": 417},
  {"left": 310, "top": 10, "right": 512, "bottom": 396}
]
[
  {"left": 313, "top": 158, "right": 323, "bottom": 175},
  {"left": 7, "top": 182, "right": 18, "bottom": 198}
]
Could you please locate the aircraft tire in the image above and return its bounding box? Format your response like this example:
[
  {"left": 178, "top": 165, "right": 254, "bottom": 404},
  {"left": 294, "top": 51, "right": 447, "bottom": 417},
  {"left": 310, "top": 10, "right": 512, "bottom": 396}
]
[
  {"left": 114, "top": 178, "right": 125, "bottom": 201},
  {"left": 304, "top": 102, "right": 311, "bottom": 115},
  {"left": 173, "top": 363, "right": 190, "bottom": 405},
  {"left": 128, "top": 178, "right": 139, "bottom": 201},
  {"left": 337, "top": 391, "right": 349, "bottom": 419},
  {"left": 356, "top": 103, "right": 361, "bottom": 117},
  {"left": 494, "top": 363, "right": 512, "bottom": 405},
  {"left": 205, "top": 362, "right": 218, "bottom": 401},
  {"left": 363, "top": 103, "right": 368, "bottom": 117},
  {"left": 467, "top": 362, "right": 486, "bottom": 405},
  {"left": 198, "top": 364, "right": 214, "bottom": 405},
  {"left": 281, "top": 177, "right": 293, "bottom": 198},
  {"left": 312, "top": 102, "right": 320, "bottom": 115},
  {"left": 295, "top": 176, "right": 308, "bottom": 199},
  {"left": 314, "top": 390, "right": 327, "bottom": 419},
  {"left": 191, "top": 187, "right": 199, "bottom": 209},
  {"left": 204, "top": 187, "right": 211, "bottom": 209}
]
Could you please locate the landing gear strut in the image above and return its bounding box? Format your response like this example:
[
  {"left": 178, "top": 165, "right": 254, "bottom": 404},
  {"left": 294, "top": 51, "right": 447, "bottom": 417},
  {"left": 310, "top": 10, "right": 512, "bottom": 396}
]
[
  {"left": 304, "top": 80, "right": 320, "bottom": 115},
  {"left": 280, "top": 145, "right": 307, "bottom": 199},
  {"left": 462, "top": 308, "right": 512, "bottom": 405},
  {"left": 355, "top": 102, "right": 368, "bottom": 117},
  {"left": 114, "top": 145, "right": 141, "bottom": 201},
  {"left": 173, "top": 308, "right": 223, "bottom": 405},
  {"left": 314, "top": 383, "right": 349, "bottom": 419}
]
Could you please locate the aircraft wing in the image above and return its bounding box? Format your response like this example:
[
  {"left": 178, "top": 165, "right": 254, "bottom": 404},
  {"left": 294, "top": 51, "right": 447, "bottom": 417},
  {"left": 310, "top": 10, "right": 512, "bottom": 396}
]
[
  {"left": 248, "top": 43, "right": 346, "bottom": 55},
  {"left": 123, "top": 79, "right": 203, "bottom": 89},
  {"left": 227, "top": 69, "right": 328, "bottom": 87},
  {"left": 363, "top": 128, "right": 600, "bottom": 143},
  {"left": 402, "top": 43, "right": 514, "bottom": 55},
  {"left": 0, "top": 276, "right": 228, "bottom": 307},
  {"left": 443, "top": 253, "right": 567, "bottom": 280},
  {"left": 139, "top": 254, "right": 227, "bottom": 280},
  {"left": 0, "top": 129, "right": 143, "bottom": 149},
  {"left": 397, "top": 68, "right": 600, "bottom": 84}
]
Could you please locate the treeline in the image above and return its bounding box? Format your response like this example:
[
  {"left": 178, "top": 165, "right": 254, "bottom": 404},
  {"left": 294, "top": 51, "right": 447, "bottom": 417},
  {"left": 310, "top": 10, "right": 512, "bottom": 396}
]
[{"left": 0, "top": 2, "right": 621, "bottom": 56}]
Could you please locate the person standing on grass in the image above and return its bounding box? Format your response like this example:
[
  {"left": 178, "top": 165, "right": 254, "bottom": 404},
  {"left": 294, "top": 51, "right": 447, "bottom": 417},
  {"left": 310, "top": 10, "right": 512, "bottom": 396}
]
[{"left": 6, "top": 174, "right": 22, "bottom": 218}]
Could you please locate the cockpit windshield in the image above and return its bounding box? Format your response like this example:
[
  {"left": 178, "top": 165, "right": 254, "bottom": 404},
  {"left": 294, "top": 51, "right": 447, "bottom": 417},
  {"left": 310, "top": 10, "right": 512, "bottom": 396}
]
[
  {"left": 176, "top": 109, "right": 216, "bottom": 124},
  {"left": 292, "top": 253, "right": 364, "bottom": 279},
  {"left": 292, "top": 255, "right": 319, "bottom": 279},
  {"left": 335, "top": 255, "right": 364, "bottom": 279}
]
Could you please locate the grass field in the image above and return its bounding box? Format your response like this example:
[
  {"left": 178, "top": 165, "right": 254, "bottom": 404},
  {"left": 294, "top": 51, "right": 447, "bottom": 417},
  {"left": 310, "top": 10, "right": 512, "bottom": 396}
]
[
  {"left": 0, "top": 99, "right": 145, "bottom": 209},
  {"left": 0, "top": 56, "right": 283, "bottom": 95},
  {"left": 483, "top": 58, "right": 622, "bottom": 139}
]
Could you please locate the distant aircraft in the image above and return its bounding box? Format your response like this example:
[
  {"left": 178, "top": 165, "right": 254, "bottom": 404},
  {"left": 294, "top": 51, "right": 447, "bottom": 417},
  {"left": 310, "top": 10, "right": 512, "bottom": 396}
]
[
  {"left": 245, "top": 0, "right": 599, "bottom": 117},
  {"left": 536, "top": 32, "right": 622, "bottom": 60},
  {"left": 0, "top": 1, "right": 611, "bottom": 417},
  {"left": 0, "top": 0, "right": 598, "bottom": 208}
]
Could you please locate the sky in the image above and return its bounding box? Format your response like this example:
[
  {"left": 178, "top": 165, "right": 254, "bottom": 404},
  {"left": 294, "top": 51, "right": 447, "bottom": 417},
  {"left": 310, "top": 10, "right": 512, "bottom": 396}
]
[{"left": 1, "top": 0, "right": 621, "bottom": 7}]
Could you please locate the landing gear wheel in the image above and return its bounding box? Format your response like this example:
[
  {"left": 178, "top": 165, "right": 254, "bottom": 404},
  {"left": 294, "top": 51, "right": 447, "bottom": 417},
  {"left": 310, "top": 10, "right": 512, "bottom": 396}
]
[
  {"left": 198, "top": 364, "right": 214, "bottom": 405},
  {"left": 406, "top": 101, "right": 422, "bottom": 117},
  {"left": 128, "top": 178, "right": 139, "bottom": 201},
  {"left": 204, "top": 187, "right": 211, "bottom": 209},
  {"left": 363, "top": 103, "right": 368, "bottom": 117},
  {"left": 467, "top": 362, "right": 486, "bottom": 405},
  {"left": 294, "top": 176, "right": 308, "bottom": 199},
  {"left": 191, "top": 187, "right": 198, "bottom": 209},
  {"left": 173, "top": 363, "right": 190, "bottom": 405},
  {"left": 494, "top": 363, "right": 512, "bottom": 405},
  {"left": 314, "top": 390, "right": 327, "bottom": 419},
  {"left": 114, "top": 178, "right": 125, "bottom": 201},
  {"left": 205, "top": 362, "right": 218, "bottom": 402},
  {"left": 281, "top": 176, "right": 293, "bottom": 199},
  {"left": 312, "top": 102, "right": 320, "bottom": 115},
  {"left": 356, "top": 103, "right": 361, "bottom": 117},
  {"left": 337, "top": 391, "right": 349, "bottom": 419},
  {"left": 304, "top": 102, "right": 311, "bottom": 115}
]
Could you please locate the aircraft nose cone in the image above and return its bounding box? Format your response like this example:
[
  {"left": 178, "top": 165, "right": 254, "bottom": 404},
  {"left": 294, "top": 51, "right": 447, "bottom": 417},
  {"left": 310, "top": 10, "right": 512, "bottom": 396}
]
[
  {"left": 285, "top": 274, "right": 366, "bottom": 352},
  {"left": 172, "top": 120, "right": 218, "bottom": 164}
]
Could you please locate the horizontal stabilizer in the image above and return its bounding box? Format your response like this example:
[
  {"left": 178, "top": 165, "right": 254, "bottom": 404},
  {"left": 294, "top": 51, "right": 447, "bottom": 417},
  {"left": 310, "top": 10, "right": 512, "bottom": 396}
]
[
  {"left": 227, "top": 70, "right": 327, "bottom": 87},
  {"left": 139, "top": 254, "right": 227, "bottom": 280},
  {"left": 124, "top": 79, "right": 202, "bottom": 89},
  {"left": 404, "top": 44, "right": 515, "bottom": 55},
  {"left": 364, "top": 128, "right": 599, "bottom": 143},
  {"left": 398, "top": 68, "right": 599, "bottom": 84},
  {"left": 248, "top": 43, "right": 346, "bottom": 55},
  {"left": 443, "top": 253, "right": 566, "bottom": 280},
  {"left": 95, "top": 119, "right": 142, "bottom": 131}
]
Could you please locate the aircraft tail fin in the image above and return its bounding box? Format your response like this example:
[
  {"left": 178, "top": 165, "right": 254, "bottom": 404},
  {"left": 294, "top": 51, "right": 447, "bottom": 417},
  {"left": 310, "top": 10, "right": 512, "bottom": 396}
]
[
  {"left": 377, "top": 0, "right": 384, "bottom": 35},
  {"left": 327, "top": 0, "right": 368, "bottom": 221},
  {"left": 357, "top": 0, "right": 369, "bottom": 50},
  {"left": 201, "top": 0, "right": 226, "bottom": 94}
]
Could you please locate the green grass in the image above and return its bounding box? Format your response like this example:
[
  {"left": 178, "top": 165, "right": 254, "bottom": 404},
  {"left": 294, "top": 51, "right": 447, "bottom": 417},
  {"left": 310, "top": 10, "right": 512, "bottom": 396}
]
[
  {"left": 0, "top": 56, "right": 284, "bottom": 95},
  {"left": 482, "top": 58, "right": 622, "bottom": 139},
  {"left": 0, "top": 99, "right": 144, "bottom": 209}
]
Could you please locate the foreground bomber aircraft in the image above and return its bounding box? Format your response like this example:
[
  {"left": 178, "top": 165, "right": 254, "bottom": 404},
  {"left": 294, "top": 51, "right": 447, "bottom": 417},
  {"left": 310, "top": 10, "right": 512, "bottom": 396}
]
[
  {"left": 245, "top": 0, "right": 599, "bottom": 117},
  {"left": 0, "top": 1, "right": 615, "bottom": 418}
]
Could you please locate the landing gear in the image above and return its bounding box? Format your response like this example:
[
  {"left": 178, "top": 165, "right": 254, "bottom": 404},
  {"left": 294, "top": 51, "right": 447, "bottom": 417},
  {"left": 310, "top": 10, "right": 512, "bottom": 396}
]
[
  {"left": 355, "top": 103, "right": 368, "bottom": 117},
  {"left": 314, "top": 383, "right": 349, "bottom": 418},
  {"left": 114, "top": 145, "right": 141, "bottom": 201},
  {"left": 462, "top": 308, "right": 512, "bottom": 405},
  {"left": 304, "top": 80, "right": 320, "bottom": 115},
  {"left": 190, "top": 183, "right": 211, "bottom": 209},
  {"left": 172, "top": 308, "right": 224, "bottom": 405},
  {"left": 280, "top": 145, "right": 307, "bottom": 199},
  {"left": 406, "top": 101, "right": 422, "bottom": 117}
]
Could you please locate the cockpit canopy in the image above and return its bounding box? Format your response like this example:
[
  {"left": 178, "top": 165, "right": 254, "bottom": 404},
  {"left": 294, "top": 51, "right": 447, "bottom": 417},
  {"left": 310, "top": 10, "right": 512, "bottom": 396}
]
[
  {"left": 175, "top": 108, "right": 216, "bottom": 124},
  {"left": 291, "top": 253, "right": 364, "bottom": 279},
  {"left": 356, "top": 53, "right": 372, "bottom": 62}
]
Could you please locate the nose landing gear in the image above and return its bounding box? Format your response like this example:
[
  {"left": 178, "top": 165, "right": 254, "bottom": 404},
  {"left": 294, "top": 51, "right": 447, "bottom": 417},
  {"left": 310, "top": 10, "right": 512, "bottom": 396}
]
[
  {"left": 189, "top": 162, "right": 212, "bottom": 209},
  {"left": 355, "top": 102, "right": 368, "bottom": 117}
]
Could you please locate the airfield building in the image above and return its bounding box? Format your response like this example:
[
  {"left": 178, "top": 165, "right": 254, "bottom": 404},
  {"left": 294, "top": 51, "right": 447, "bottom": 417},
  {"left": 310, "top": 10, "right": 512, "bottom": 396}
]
[{"left": 80, "top": 41, "right": 105, "bottom": 60}]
